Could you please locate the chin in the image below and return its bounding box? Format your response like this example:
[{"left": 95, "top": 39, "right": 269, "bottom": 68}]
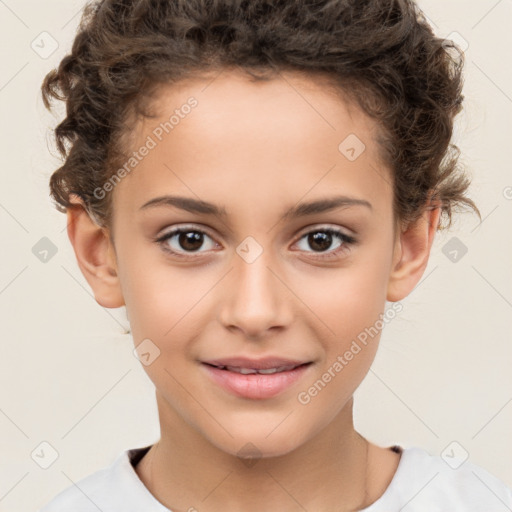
[{"left": 206, "top": 423, "right": 308, "bottom": 462}]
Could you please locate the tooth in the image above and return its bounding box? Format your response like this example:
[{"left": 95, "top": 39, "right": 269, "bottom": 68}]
[
  {"left": 220, "top": 364, "right": 299, "bottom": 374},
  {"left": 262, "top": 365, "right": 296, "bottom": 373},
  {"left": 239, "top": 368, "right": 258, "bottom": 374},
  {"left": 226, "top": 366, "right": 258, "bottom": 374}
]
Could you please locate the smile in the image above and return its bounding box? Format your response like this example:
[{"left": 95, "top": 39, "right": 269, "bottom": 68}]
[
  {"left": 201, "top": 362, "right": 313, "bottom": 400},
  {"left": 209, "top": 364, "right": 301, "bottom": 374}
]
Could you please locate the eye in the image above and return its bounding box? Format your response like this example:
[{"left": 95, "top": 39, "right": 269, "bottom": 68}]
[
  {"left": 294, "top": 227, "right": 356, "bottom": 259},
  {"left": 155, "top": 226, "right": 218, "bottom": 257},
  {"left": 154, "top": 224, "right": 356, "bottom": 260}
]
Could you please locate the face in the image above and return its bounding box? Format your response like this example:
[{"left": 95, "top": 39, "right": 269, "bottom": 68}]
[{"left": 108, "top": 70, "right": 399, "bottom": 458}]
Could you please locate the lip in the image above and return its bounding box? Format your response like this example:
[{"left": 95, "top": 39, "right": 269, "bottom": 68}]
[
  {"left": 202, "top": 356, "right": 309, "bottom": 370},
  {"left": 201, "top": 359, "right": 313, "bottom": 400}
]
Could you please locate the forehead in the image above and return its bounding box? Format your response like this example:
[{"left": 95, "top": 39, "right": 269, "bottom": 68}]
[{"left": 112, "top": 69, "right": 393, "bottom": 224}]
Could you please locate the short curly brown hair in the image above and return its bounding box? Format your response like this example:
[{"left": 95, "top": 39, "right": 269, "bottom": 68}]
[{"left": 41, "top": 0, "right": 479, "bottom": 231}]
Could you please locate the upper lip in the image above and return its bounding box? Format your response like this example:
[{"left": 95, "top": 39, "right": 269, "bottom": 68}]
[{"left": 202, "top": 357, "right": 311, "bottom": 370}]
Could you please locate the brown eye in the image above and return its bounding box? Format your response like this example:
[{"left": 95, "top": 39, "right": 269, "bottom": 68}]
[
  {"left": 155, "top": 226, "right": 218, "bottom": 256},
  {"left": 307, "top": 231, "right": 333, "bottom": 252},
  {"left": 176, "top": 231, "right": 204, "bottom": 251},
  {"left": 295, "top": 227, "right": 356, "bottom": 259}
]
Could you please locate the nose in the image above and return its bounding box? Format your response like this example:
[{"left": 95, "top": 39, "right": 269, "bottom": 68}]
[{"left": 217, "top": 248, "right": 293, "bottom": 340}]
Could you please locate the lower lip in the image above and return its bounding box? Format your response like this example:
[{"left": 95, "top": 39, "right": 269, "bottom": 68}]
[{"left": 201, "top": 363, "right": 312, "bottom": 400}]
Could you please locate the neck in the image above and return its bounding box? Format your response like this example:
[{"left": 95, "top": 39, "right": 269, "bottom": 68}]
[{"left": 136, "top": 393, "right": 376, "bottom": 512}]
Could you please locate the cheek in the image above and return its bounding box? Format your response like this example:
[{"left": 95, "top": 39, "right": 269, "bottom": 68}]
[
  {"left": 124, "top": 278, "right": 194, "bottom": 345},
  {"left": 298, "top": 256, "right": 392, "bottom": 343},
  {"left": 117, "top": 250, "right": 223, "bottom": 359},
  {"left": 295, "top": 264, "right": 389, "bottom": 417},
  {"left": 115, "top": 242, "right": 189, "bottom": 342}
]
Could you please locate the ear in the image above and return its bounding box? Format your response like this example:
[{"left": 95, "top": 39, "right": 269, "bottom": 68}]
[
  {"left": 386, "top": 205, "right": 441, "bottom": 302},
  {"left": 66, "top": 194, "right": 125, "bottom": 308}
]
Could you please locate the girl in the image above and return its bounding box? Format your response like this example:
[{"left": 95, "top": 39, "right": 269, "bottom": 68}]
[{"left": 38, "top": 0, "right": 512, "bottom": 510}]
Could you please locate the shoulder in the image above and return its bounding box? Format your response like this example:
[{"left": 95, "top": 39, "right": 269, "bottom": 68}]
[
  {"left": 37, "top": 461, "right": 118, "bottom": 512},
  {"left": 37, "top": 445, "right": 163, "bottom": 512},
  {"left": 365, "top": 445, "right": 512, "bottom": 511}
]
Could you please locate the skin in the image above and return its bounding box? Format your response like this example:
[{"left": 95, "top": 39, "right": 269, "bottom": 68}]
[{"left": 67, "top": 69, "right": 440, "bottom": 511}]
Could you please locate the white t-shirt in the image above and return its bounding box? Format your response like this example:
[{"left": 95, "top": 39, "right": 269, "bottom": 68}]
[{"left": 38, "top": 444, "right": 512, "bottom": 511}]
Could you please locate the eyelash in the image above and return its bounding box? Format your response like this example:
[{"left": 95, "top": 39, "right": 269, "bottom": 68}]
[{"left": 154, "top": 225, "right": 357, "bottom": 260}]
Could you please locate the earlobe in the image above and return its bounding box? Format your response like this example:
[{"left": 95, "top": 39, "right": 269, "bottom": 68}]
[
  {"left": 66, "top": 195, "right": 125, "bottom": 308},
  {"left": 386, "top": 206, "right": 441, "bottom": 302}
]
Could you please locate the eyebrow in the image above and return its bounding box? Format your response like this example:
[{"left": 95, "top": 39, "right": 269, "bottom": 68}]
[{"left": 140, "top": 194, "right": 372, "bottom": 219}]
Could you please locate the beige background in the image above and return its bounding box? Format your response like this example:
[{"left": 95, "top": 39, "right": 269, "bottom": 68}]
[{"left": 0, "top": 0, "right": 511, "bottom": 510}]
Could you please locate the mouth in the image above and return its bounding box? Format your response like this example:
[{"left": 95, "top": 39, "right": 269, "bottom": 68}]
[
  {"left": 202, "top": 356, "right": 311, "bottom": 371},
  {"left": 203, "top": 362, "right": 310, "bottom": 374},
  {"left": 201, "top": 360, "right": 313, "bottom": 400}
]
